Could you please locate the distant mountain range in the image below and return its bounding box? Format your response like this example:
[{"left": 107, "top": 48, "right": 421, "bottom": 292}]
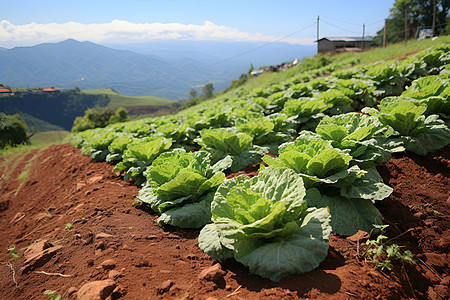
[{"left": 0, "top": 39, "right": 315, "bottom": 99}]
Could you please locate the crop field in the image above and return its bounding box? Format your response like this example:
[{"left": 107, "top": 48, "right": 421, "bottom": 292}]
[
  {"left": 83, "top": 88, "right": 176, "bottom": 108},
  {"left": 0, "top": 39, "right": 449, "bottom": 299}
]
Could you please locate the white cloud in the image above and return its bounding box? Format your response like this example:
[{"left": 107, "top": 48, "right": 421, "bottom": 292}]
[{"left": 0, "top": 19, "right": 314, "bottom": 47}]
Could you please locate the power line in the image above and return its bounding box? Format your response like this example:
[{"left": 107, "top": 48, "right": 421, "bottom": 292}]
[
  {"left": 320, "top": 19, "right": 361, "bottom": 35},
  {"left": 321, "top": 16, "right": 360, "bottom": 27},
  {"left": 208, "top": 22, "right": 316, "bottom": 66},
  {"left": 366, "top": 19, "right": 385, "bottom": 27}
]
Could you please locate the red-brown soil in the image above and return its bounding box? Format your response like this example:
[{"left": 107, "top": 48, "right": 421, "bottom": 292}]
[{"left": 0, "top": 143, "right": 448, "bottom": 299}]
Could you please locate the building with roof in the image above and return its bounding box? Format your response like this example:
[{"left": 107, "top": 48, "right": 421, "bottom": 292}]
[
  {"left": 317, "top": 37, "right": 374, "bottom": 55},
  {"left": 42, "top": 88, "right": 59, "bottom": 92},
  {"left": 0, "top": 88, "right": 12, "bottom": 96}
]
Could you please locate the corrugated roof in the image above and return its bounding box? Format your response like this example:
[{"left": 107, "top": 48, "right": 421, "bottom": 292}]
[{"left": 317, "top": 36, "right": 373, "bottom": 42}]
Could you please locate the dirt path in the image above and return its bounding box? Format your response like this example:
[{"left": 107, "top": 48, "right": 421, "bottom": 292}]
[{"left": 0, "top": 144, "right": 448, "bottom": 299}]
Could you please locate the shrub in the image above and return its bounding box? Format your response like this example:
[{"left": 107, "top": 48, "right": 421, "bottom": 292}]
[{"left": 0, "top": 113, "right": 29, "bottom": 149}]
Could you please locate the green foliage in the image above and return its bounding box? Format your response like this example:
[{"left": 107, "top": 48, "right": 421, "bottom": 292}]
[
  {"left": 0, "top": 88, "right": 110, "bottom": 130},
  {"left": 401, "top": 74, "right": 450, "bottom": 116},
  {"left": 363, "top": 97, "right": 450, "bottom": 155},
  {"left": 180, "top": 83, "right": 215, "bottom": 110},
  {"left": 0, "top": 113, "right": 29, "bottom": 149},
  {"left": 364, "top": 225, "right": 414, "bottom": 271},
  {"left": 263, "top": 131, "right": 354, "bottom": 188},
  {"left": 195, "top": 128, "right": 269, "bottom": 172},
  {"left": 198, "top": 167, "right": 332, "bottom": 281},
  {"left": 264, "top": 131, "right": 392, "bottom": 236},
  {"left": 235, "top": 114, "right": 294, "bottom": 154},
  {"left": 67, "top": 40, "right": 450, "bottom": 282},
  {"left": 376, "top": 0, "right": 450, "bottom": 44},
  {"left": 72, "top": 106, "right": 128, "bottom": 132},
  {"left": 315, "top": 112, "right": 398, "bottom": 168},
  {"left": 113, "top": 137, "right": 172, "bottom": 185},
  {"left": 43, "top": 290, "right": 61, "bottom": 300},
  {"left": 7, "top": 242, "right": 36, "bottom": 260},
  {"left": 136, "top": 149, "right": 231, "bottom": 228},
  {"left": 202, "top": 83, "right": 214, "bottom": 99}
]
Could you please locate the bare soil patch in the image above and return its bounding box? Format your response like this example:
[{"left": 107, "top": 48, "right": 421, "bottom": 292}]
[{"left": 0, "top": 143, "right": 448, "bottom": 299}]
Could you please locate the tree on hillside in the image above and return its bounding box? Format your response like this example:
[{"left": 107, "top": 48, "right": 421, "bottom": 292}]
[
  {"left": 0, "top": 113, "right": 28, "bottom": 149},
  {"left": 376, "top": 0, "right": 450, "bottom": 44},
  {"left": 189, "top": 88, "right": 197, "bottom": 99},
  {"left": 72, "top": 107, "right": 128, "bottom": 132},
  {"left": 202, "top": 83, "right": 214, "bottom": 99}
]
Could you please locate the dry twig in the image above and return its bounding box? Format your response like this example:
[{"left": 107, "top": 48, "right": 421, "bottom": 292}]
[
  {"left": 417, "top": 258, "right": 442, "bottom": 280},
  {"left": 227, "top": 285, "right": 242, "bottom": 298},
  {"left": 7, "top": 262, "right": 18, "bottom": 287},
  {"left": 34, "top": 270, "right": 73, "bottom": 277},
  {"left": 345, "top": 291, "right": 358, "bottom": 297}
]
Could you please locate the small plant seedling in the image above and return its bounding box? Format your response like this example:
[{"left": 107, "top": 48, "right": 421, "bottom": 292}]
[
  {"left": 65, "top": 223, "right": 73, "bottom": 230},
  {"left": 364, "top": 224, "right": 414, "bottom": 271},
  {"left": 433, "top": 210, "right": 439, "bottom": 215},
  {"left": 44, "top": 290, "right": 61, "bottom": 300},
  {"left": 7, "top": 244, "right": 19, "bottom": 260},
  {"left": 374, "top": 259, "right": 392, "bottom": 271},
  {"left": 7, "top": 242, "right": 38, "bottom": 260}
]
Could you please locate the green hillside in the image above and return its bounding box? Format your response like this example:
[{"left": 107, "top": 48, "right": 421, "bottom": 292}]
[
  {"left": 82, "top": 88, "right": 176, "bottom": 107},
  {"left": 0, "top": 131, "right": 69, "bottom": 156},
  {"left": 67, "top": 36, "right": 450, "bottom": 281},
  {"left": 210, "top": 36, "right": 450, "bottom": 103},
  {"left": 29, "top": 131, "right": 69, "bottom": 145}
]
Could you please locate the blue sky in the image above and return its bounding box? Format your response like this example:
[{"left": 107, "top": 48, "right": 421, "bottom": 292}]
[{"left": 1, "top": 0, "right": 395, "bottom": 48}]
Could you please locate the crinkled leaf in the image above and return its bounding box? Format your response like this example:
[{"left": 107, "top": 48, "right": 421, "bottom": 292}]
[
  {"left": 236, "top": 207, "right": 331, "bottom": 281},
  {"left": 340, "top": 168, "right": 393, "bottom": 201},
  {"left": 198, "top": 223, "right": 235, "bottom": 260},
  {"left": 135, "top": 185, "right": 161, "bottom": 212},
  {"left": 307, "top": 148, "right": 351, "bottom": 178},
  {"left": 157, "top": 194, "right": 214, "bottom": 228},
  {"left": 197, "top": 172, "right": 226, "bottom": 195},
  {"left": 156, "top": 172, "right": 206, "bottom": 201},
  {"left": 403, "top": 114, "right": 450, "bottom": 155},
  {"left": 307, "top": 189, "right": 383, "bottom": 236}
]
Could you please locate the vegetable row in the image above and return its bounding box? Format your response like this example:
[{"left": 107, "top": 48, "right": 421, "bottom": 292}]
[{"left": 68, "top": 45, "right": 450, "bottom": 281}]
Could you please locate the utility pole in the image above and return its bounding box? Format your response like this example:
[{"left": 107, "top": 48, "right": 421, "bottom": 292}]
[
  {"left": 317, "top": 15, "right": 320, "bottom": 54},
  {"left": 317, "top": 15, "right": 320, "bottom": 41},
  {"left": 362, "top": 23, "right": 365, "bottom": 52},
  {"left": 432, "top": 0, "right": 436, "bottom": 36},
  {"left": 383, "top": 19, "right": 387, "bottom": 47},
  {"left": 404, "top": 7, "right": 408, "bottom": 44}
]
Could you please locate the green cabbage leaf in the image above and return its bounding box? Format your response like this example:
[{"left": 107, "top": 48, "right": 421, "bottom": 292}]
[
  {"left": 198, "top": 167, "right": 331, "bottom": 281},
  {"left": 135, "top": 149, "right": 231, "bottom": 228},
  {"left": 195, "top": 128, "right": 269, "bottom": 172}
]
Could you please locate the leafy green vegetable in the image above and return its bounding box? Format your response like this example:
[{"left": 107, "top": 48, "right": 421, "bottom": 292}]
[
  {"left": 136, "top": 149, "right": 231, "bottom": 228},
  {"left": 105, "top": 133, "right": 136, "bottom": 162},
  {"left": 363, "top": 98, "right": 450, "bottom": 155},
  {"left": 198, "top": 167, "right": 331, "bottom": 281},
  {"left": 263, "top": 131, "right": 354, "bottom": 188},
  {"left": 263, "top": 131, "right": 392, "bottom": 235},
  {"left": 195, "top": 128, "right": 269, "bottom": 172},
  {"left": 306, "top": 188, "right": 383, "bottom": 236},
  {"left": 401, "top": 75, "right": 450, "bottom": 117},
  {"left": 80, "top": 128, "right": 117, "bottom": 162},
  {"left": 316, "top": 89, "right": 354, "bottom": 115},
  {"left": 113, "top": 137, "right": 172, "bottom": 185},
  {"left": 236, "top": 115, "right": 294, "bottom": 154},
  {"left": 361, "top": 62, "right": 407, "bottom": 97},
  {"left": 315, "top": 112, "right": 399, "bottom": 167}
]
